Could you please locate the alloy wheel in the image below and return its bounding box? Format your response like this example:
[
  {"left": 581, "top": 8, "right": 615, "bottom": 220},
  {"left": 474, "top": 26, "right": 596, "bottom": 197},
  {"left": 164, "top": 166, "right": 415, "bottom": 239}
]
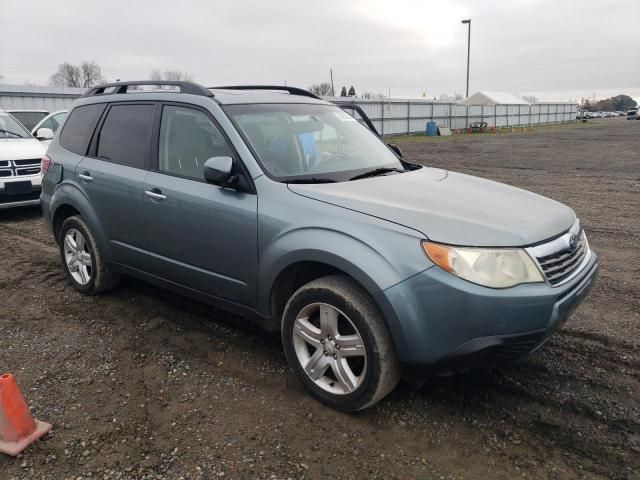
[
  {"left": 292, "top": 302, "right": 367, "bottom": 395},
  {"left": 63, "top": 228, "right": 92, "bottom": 285}
]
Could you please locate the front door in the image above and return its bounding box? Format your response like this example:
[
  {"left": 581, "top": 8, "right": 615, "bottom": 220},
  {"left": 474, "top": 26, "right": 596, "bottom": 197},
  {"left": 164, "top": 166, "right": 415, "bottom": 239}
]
[{"left": 142, "top": 104, "right": 258, "bottom": 307}]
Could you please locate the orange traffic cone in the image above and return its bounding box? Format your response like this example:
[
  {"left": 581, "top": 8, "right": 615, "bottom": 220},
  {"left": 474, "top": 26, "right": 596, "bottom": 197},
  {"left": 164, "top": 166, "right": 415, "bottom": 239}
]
[{"left": 0, "top": 373, "right": 52, "bottom": 456}]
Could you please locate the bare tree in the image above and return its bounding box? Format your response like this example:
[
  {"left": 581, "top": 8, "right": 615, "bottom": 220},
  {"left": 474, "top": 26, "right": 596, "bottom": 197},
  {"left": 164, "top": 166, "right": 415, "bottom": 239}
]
[
  {"left": 308, "top": 82, "right": 333, "bottom": 96},
  {"left": 149, "top": 69, "right": 193, "bottom": 82},
  {"left": 50, "top": 61, "right": 105, "bottom": 88},
  {"left": 149, "top": 69, "right": 163, "bottom": 81}
]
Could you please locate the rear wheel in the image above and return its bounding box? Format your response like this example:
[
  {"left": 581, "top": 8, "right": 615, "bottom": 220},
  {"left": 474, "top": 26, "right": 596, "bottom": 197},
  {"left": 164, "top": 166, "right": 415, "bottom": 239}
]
[
  {"left": 59, "top": 215, "right": 119, "bottom": 294},
  {"left": 282, "top": 275, "right": 401, "bottom": 411}
]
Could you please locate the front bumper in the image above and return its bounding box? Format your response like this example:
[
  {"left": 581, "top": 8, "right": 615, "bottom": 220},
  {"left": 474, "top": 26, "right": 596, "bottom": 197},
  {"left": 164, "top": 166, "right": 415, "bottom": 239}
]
[
  {"left": 375, "top": 252, "right": 598, "bottom": 371},
  {"left": 0, "top": 183, "right": 42, "bottom": 209}
]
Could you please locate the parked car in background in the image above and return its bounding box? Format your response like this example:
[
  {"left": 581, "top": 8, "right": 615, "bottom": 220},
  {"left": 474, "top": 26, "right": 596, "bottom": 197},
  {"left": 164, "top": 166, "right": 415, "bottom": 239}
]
[
  {"left": 0, "top": 110, "right": 45, "bottom": 209},
  {"left": 616, "top": 111, "right": 626, "bottom": 116},
  {"left": 31, "top": 110, "right": 68, "bottom": 146},
  {"left": 627, "top": 109, "right": 638, "bottom": 119},
  {"left": 7, "top": 110, "right": 49, "bottom": 132},
  {"left": 41, "top": 81, "right": 598, "bottom": 411}
]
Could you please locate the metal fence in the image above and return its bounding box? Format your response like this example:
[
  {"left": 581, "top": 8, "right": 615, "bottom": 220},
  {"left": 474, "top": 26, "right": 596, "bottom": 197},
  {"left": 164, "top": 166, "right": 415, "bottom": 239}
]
[
  {"left": 328, "top": 98, "right": 577, "bottom": 136},
  {"left": 0, "top": 84, "right": 84, "bottom": 112},
  {"left": 0, "top": 85, "right": 577, "bottom": 136}
]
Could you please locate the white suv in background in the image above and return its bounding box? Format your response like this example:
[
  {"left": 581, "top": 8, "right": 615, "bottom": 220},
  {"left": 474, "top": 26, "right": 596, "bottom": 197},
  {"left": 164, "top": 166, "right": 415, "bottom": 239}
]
[{"left": 0, "top": 110, "right": 46, "bottom": 209}]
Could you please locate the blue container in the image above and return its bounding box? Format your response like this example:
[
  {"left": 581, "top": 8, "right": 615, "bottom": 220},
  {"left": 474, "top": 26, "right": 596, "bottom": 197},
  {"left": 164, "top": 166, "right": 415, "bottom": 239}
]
[{"left": 426, "top": 121, "right": 438, "bottom": 136}]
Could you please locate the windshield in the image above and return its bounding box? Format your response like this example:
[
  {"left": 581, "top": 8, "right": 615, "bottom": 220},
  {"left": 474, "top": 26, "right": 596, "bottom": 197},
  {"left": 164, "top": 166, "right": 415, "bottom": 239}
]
[
  {"left": 9, "top": 111, "right": 48, "bottom": 131},
  {"left": 0, "top": 111, "right": 31, "bottom": 139},
  {"left": 224, "top": 103, "right": 403, "bottom": 182}
]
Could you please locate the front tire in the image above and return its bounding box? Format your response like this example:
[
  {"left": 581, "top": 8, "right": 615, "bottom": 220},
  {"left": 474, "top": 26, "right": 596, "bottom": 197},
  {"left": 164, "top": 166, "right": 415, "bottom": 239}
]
[
  {"left": 59, "top": 215, "right": 119, "bottom": 294},
  {"left": 282, "top": 275, "right": 401, "bottom": 411}
]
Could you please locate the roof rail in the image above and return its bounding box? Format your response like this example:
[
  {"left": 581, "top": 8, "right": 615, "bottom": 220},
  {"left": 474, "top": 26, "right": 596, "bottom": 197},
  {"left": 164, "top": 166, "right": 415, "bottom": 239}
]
[
  {"left": 209, "top": 85, "right": 321, "bottom": 100},
  {"left": 82, "top": 81, "right": 214, "bottom": 98}
]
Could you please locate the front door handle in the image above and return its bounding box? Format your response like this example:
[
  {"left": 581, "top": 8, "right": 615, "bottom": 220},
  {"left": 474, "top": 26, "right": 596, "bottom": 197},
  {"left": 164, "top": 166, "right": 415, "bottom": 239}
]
[
  {"left": 78, "top": 172, "right": 93, "bottom": 182},
  {"left": 144, "top": 189, "right": 167, "bottom": 201}
]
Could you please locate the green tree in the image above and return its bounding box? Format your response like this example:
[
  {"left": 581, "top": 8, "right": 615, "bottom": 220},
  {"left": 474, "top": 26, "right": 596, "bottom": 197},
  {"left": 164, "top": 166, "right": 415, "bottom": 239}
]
[
  {"left": 595, "top": 98, "right": 615, "bottom": 111},
  {"left": 340, "top": 86, "right": 347, "bottom": 97},
  {"left": 594, "top": 94, "right": 637, "bottom": 111},
  {"left": 611, "top": 95, "right": 637, "bottom": 111},
  {"left": 348, "top": 85, "right": 356, "bottom": 96}
]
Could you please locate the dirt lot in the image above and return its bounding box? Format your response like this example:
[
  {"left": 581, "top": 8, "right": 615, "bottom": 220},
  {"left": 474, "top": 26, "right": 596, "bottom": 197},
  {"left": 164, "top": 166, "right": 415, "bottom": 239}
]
[{"left": 1, "top": 118, "right": 638, "bottom": 480}]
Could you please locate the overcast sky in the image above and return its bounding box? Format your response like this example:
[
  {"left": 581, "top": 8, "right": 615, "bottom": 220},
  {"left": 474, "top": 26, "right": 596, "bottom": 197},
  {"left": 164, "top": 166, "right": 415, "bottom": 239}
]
[{"left": 1, "top": 0, "right": 639, "bottom": 101}]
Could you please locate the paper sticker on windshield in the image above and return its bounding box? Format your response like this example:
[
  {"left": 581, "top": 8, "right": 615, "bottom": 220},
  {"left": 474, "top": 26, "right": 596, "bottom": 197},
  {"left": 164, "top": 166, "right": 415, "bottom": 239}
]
[{"left": 334, "top": 110, "right": 357, "bottom": 122}]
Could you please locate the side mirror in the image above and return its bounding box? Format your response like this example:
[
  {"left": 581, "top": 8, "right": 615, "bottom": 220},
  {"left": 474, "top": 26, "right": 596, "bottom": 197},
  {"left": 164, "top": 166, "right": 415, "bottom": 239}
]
[
  {"left": 36, "top": 127, "right": 54, "bottom": 141},
  {"left": 203, "top": 156, "right": 236, "bottom": 186},
  {"left": 387, "top": 143, "right": 403, "bottom": 158}
]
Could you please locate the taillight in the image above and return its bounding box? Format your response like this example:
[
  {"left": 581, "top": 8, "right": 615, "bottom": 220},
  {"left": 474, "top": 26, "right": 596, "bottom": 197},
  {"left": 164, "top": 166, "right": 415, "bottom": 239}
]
[{"left": 41, "top": 155, "right": 51, "bottom": 175}]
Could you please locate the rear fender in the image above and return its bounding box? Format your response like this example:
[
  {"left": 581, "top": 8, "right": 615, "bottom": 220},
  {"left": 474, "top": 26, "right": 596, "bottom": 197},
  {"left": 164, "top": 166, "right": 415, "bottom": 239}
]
[{"left": 50, "top": 181, "right": 111, "bottom": 260}]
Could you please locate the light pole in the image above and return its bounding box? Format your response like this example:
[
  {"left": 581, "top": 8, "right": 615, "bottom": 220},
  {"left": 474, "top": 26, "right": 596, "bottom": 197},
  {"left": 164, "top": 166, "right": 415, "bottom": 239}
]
[{"left": 461, "top": 19, "right": 471, "bottom": 98}]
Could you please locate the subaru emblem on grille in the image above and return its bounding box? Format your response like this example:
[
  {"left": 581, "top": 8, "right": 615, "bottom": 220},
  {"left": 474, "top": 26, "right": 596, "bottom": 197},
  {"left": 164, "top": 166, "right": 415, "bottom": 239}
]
[{"left": 568, "top": 233, "right": 578, "bottom": 250}]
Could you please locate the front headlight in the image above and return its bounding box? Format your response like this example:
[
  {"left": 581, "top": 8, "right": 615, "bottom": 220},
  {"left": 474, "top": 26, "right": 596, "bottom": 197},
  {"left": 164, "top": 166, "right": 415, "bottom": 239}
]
[{"left": 422, "top": 241, "right": 544, "bottom": 288}]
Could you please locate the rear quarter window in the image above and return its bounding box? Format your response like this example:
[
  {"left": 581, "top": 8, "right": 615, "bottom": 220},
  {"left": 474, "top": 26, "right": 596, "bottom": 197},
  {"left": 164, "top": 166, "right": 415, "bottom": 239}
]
[{"left": 59, "top": 104, "right": 107, "bottom": 155}]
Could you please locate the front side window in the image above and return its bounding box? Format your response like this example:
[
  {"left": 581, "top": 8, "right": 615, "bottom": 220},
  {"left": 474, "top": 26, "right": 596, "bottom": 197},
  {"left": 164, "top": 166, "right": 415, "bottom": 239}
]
[
  {"left": 59, "top": 104, "right": 106, "bottom": 155},
  {"left": 39, "top": 112, "right": 67, "bottom": 132},
  {"left": 0, "top": 111, "right": 30, "bottom": 139},
  {"left": 224, "top": 103, "right": 402, "bottom": 182},
  {"left": 97, "top": 104, "right": 154, "bottom": 168},
  {"left": 158, "top": 105, "right": 233, "bottom": 180}
]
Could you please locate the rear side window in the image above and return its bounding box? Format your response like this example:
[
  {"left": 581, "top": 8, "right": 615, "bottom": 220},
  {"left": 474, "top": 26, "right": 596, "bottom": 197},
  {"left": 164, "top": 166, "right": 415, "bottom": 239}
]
[
  {"left": 97, "top": 104, "right": 154, "bottom": 169},
  {"left": 59, "top": 104, "right": 106, "bottom": 155}
]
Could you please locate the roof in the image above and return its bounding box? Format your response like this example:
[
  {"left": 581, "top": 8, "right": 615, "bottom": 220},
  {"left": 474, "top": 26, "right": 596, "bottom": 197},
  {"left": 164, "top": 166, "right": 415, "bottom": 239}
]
[{"left": 461, "top": 91, "right": 529, "bottom": 106}]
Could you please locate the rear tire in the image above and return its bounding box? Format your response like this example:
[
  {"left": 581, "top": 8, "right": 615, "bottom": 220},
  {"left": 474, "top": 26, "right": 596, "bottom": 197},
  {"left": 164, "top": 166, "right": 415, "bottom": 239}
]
[
  {"left": 59, "top": 215, "right": 119, "bottom": 294},
  {"left": 282, "top": 275, "right": 401, "bottom": 411}
]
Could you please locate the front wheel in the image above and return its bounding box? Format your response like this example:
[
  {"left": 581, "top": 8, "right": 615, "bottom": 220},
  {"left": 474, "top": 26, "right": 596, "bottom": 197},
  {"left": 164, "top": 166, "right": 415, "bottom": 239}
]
[{"left": 282, "top": 275, "right": 401, "bottom": 411}]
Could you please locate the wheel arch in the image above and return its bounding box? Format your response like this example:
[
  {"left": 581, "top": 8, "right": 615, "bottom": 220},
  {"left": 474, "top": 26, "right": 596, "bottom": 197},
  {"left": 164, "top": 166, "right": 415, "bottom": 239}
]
[{"left": 261, "top": 251, "right": 399, "bottom": 333}]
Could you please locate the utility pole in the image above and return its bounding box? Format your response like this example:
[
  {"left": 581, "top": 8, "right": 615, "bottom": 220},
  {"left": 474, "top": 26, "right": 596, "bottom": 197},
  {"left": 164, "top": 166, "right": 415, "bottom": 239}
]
[
  {"left": 461, "top": 19, "right": 471, "bottom": 98},
  {"left": 330, "top": 69, "right": 335, "bottom": 97}
]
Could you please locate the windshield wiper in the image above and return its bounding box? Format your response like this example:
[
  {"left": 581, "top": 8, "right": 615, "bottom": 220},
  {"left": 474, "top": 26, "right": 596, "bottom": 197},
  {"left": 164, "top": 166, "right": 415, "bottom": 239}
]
[
  {"left": 0, "top": 129, "right": 23, "bottom": 138},
  {"left": 285, "top": 178, "right": 337, "bottom": 184},
  {"left": 349, "top": 167, "right": 404, "bottom": 181}
]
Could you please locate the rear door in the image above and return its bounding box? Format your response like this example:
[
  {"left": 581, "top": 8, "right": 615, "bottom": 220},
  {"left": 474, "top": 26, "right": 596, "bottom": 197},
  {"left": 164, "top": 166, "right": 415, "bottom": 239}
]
[
  {"left": 76, "top": 102, "right": 155, "bottom": 269},
  {"left": 142, "top": 103, "right": 258, "bottom": 306}
]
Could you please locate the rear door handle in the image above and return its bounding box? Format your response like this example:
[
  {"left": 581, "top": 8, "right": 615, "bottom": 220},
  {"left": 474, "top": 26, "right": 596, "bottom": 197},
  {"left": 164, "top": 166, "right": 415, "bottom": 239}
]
[
  {"left": 78, "top": 172, "right": 93, "bottom": 182},
  {"left": 144, "top": 189, "right": 167, "bottom": 201}
]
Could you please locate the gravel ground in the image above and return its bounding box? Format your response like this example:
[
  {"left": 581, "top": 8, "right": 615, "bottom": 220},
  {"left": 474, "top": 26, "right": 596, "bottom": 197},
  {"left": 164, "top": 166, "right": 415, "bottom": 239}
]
[{"left": 0, "top": 118, "right": 638, "bottom": 479}]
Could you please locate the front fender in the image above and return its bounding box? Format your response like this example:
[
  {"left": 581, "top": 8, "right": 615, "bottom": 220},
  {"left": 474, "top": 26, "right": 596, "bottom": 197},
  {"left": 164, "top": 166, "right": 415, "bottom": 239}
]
[{"left": 257, "top": 225, "right": 429, "bottom": 314}]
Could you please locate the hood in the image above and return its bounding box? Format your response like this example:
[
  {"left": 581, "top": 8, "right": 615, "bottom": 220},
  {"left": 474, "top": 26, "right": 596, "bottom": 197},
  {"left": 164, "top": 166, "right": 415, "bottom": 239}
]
[
  {"left": 0, "top": 138, "right": 46, "bottom": 161},
  {"left": 288, "top": 167, "right": 575, "bottom": 247}
]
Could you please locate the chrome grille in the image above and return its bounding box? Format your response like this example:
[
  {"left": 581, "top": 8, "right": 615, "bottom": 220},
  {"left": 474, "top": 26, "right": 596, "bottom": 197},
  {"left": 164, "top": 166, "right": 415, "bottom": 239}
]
[
  {"left": 0, "top": 159, "right": 41, "bottom": 178},
  {"left": 526, "top": 220, "right": 591, "bottom": 287},
  {"left": 13, "top": 159, "right": 41, "bottom": 167}
]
